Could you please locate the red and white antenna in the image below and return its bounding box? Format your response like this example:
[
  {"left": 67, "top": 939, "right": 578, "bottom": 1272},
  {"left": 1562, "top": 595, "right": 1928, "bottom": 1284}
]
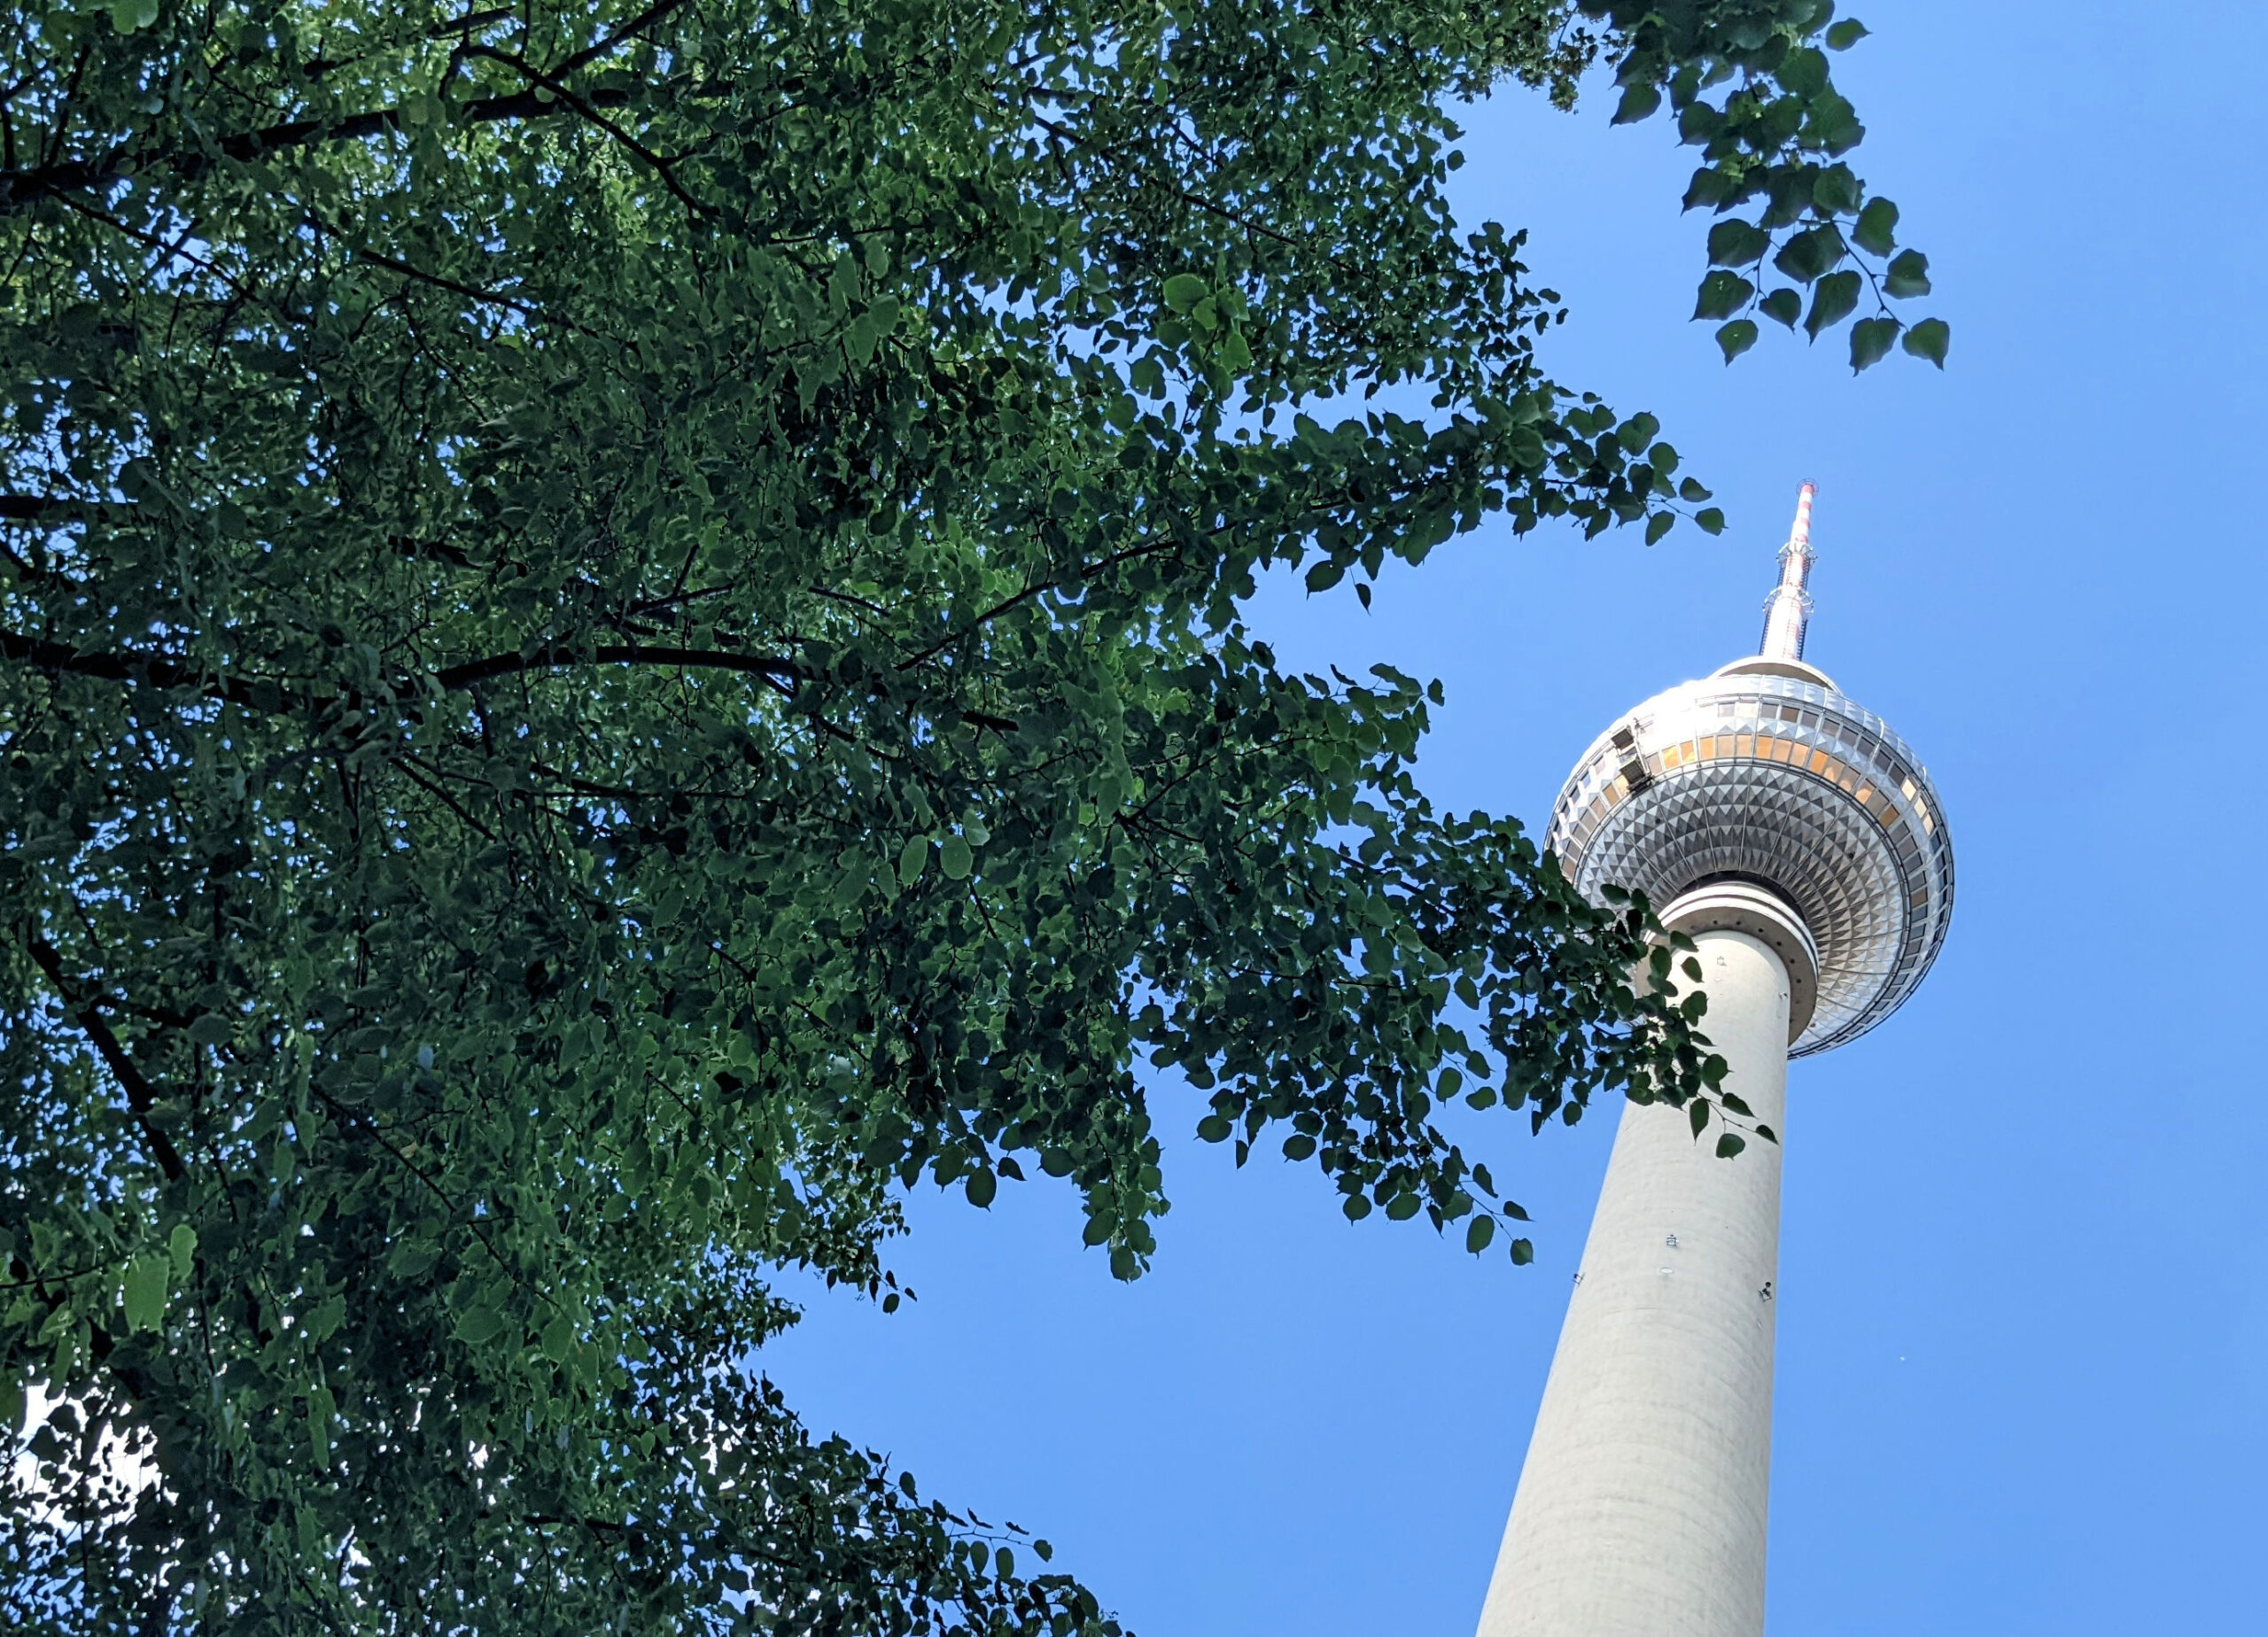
[
  {"left": 1759, "top": 480, "right": 1814, "bottom": 662},
  {"left": 1759, "top": 481, "right": 1817, "bottom": 662}
]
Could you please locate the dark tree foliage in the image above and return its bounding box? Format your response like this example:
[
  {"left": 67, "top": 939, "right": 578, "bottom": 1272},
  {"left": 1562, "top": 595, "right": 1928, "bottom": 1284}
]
[{"left": 0, "top": 0, "right": 1933, "bottom": 1629}]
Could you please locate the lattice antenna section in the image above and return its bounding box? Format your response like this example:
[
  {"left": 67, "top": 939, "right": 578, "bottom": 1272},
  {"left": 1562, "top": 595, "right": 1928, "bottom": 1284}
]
[{"left": 1759, "top": 482, "right": 1817, "bottom": 663}]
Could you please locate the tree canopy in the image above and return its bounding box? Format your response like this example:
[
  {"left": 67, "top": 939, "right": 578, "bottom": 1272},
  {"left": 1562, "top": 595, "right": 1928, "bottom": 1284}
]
[{"left": 0, "top": 0, "right": 1937, "bottom": 1629}]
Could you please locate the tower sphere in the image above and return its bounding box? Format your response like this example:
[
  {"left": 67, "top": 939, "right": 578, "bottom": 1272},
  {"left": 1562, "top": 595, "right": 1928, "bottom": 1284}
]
[{"left": 1543, "top": 485, "right": 1954, "bottom": 1056}]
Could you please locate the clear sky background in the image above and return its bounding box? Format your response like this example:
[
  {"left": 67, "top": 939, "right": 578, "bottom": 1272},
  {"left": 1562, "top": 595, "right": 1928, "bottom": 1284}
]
[{"left": 759, "top": 4, "right": 2268, "bottom": 1632}]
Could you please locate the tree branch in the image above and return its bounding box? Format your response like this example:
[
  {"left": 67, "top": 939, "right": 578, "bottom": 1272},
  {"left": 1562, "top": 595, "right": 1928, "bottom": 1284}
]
[
  {"left": 551, "top": 0, "right": 695, "bottom": 81},
  {"left": 0, "top": 493, "right": 104, "bottom": 524},
  {"left": 1, "top": 627, "right": 237, "bottom": 696},
  {"left": 341, "top": 239, "right": 561, "bottom": 325},
  {"left": 24, "top": 935, "right": 189, "bottom": 1183},
  {"left": 895, "top": 536, "right": 1183, "bottom": 671},
  {"left": 4, "top": 494, "right": 476, "bottom": 572},
  {"left": 433, "top": 644, "right": 801, "bottom": 690},
  {"left": 4, "top": 629, "right": 801, "bottom": 706},
  {"left": 0, "top": 87, "right": 635, "bottom": 216},
  {"left": 461, "top": 48, "right": 714, "bottom": 218}
]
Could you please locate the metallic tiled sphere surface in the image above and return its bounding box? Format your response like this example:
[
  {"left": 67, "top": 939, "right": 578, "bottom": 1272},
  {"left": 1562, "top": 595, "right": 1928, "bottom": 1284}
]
[{"left": 1544, "top": 657, "right": 1954, "bottom": 1057}]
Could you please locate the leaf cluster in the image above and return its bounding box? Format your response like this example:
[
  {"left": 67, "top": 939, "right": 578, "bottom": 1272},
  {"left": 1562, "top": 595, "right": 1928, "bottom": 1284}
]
[
  {"left": 0, "top": 0, "right": 1873, "bottom": 1628},
  {"left": 1588, "top": 0, "right": 1949, "bottom": 369}
]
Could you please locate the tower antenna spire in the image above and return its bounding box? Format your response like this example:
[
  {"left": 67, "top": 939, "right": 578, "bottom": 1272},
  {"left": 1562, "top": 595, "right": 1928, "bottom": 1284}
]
[{"left": 1759, "top": 482, "right": 1817, "bottom": 662}]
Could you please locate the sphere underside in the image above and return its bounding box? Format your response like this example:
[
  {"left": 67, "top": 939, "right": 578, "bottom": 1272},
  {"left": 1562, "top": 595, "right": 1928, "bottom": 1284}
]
[{"left": 1546, "top": 663, "right": 1953, "bottom": 1056}]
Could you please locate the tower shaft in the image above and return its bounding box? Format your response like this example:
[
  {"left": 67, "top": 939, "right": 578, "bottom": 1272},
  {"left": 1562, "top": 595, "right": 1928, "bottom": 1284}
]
[
  {"left": 1475, "top": 924, "right": 1790, "bottom": 1637},
  {"left": 1501, "top": 485, "right": 1953, "bottom": 1633}
]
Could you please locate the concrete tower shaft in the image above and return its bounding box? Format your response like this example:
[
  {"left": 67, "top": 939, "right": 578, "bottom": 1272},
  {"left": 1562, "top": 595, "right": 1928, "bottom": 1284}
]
[
  {"left": 1476, "top": 912, "right": 1793, "bottom": 1637},
  {"left": 1477, "top": 488, "right": 1956, "bottom": 1637}
]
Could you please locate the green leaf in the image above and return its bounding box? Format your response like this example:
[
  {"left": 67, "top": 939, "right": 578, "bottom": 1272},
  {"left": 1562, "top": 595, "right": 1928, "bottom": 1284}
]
[
  {"left": 1812, "top": 89, "right": 1868, "bottom": 156},
  {"left": 541, "top": 1315, "right": 577, "bottom": 1362},
  {"left": 964, "top": 1168, "right": 997, "bottom": 1208},
  {"left": 1196, "top": 1113, "right": 1232, "bottom": 1143},
  {"left": 1715, "top": 319, "right": 1759, "bottom": 363},
  {"left": 454, "top": 1305, "right": 505, "bottom": 1346},
  {"left": 1617, "top": 411, "right": 1661, "bottom": 452},
  {"left": 1161, "top": 274, "right": 1208, "bottom": 314},
  {"left": 1216, "top": 325, "right": 1253, "bottom": 376},
  {"left": 308, "top": 1385, "right": 334, "bottom": 1470},
  {"left": 1384, "top": 1192, "right": 1420, "bottom": 1222},
  {"left": 1804, "top": 270, "right": 1862, "bottom": 338},
  {"left": 167, "top": 1223, "right": 198, "bottom": 1277},
  {"left": 1612, "top": 83, "right": 1663, "bottom": 125},
  {"left": 1884, "top": 248, "right": 1932, "bottom": 299},
  {"left": 896, "top": 836, "right": 928, "bottom": 884},
  {"left": 1683, "top": 165, "right": 1736, "bottom": 212},
  {"left": 386, "top": 1238, "right": 440, "bottom": 1281},
  {"left": 1510, "top": 1237, "right": 1535, "bottom": 1266},
  {"left": 1849, "top": 316, "right": 1900, "bottom": 370},
  {"left": 1715, "top": 1133, "right": 1747, "bottom": 1159},
  {"left": 1688, "top": 1098, "right": 1711, "bottom": 1137},
  {"left": 1645, "top": 512, "right": 1675, "bottom": 545},
  {"left": 1695, "top": 508, "right": 1727, "bottom": 535},
  {"left": 1779, "top": 47, "right": 1829, "bottom": 97},
  {"left": 1759, "top": 288, "right": 1803, "bottom": 328},
  {"left": 1901, "top": 316, "right": 1952, "bottom": 367},
  {"left": 1465, "top": 1216, "right": 1495, "bottom": 1253},
  {"left": 1811, "top": 165, "right": 1862, "bottom": 219},
  {"left": 938, "top": 835, "right": 973, "bottom": 879},
  {"left": 121, "top": 1255, "right": 169, "bottom": 1332},
  {"left": 1305, "top": 560, "right": 1345, "bottom": 593},
  {"left": 1693, "top": 270, "right": 1754, "bottom": 321},
  {"left": 1705, "top": 219, "right": 1771, "bottom": 268},
  {"left": 304, "top": 1294, "right": 346, "bottom": 1341},
  {"left": 1852, "top": 196, "right": 1899, "bottom": 256},
  {"left": 1773, "top": 225, "right": 1845, "bottom": 284},
  {"left": 1678, "top": 101, "right": 1725, "bottom": 144},
  {"left": 1826, "top": 19, "right": 1871, "bottom": 49}
]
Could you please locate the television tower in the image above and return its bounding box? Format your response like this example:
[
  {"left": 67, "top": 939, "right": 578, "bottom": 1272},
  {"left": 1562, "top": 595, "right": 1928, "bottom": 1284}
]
[{"left": 1475, "top": 485, "right": 1954, "bottom": 1637}]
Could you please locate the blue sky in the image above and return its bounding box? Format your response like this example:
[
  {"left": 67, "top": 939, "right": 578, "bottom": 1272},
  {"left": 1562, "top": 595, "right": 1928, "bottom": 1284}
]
[{"left": 760, "top": 4, "right": 2268, "bottom": 1632}]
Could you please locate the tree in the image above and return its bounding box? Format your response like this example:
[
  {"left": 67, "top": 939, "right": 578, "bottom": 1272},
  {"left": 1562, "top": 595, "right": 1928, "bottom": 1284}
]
[{"left": 0, "top": 0, "right": 1937, "bottom": 1629}]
